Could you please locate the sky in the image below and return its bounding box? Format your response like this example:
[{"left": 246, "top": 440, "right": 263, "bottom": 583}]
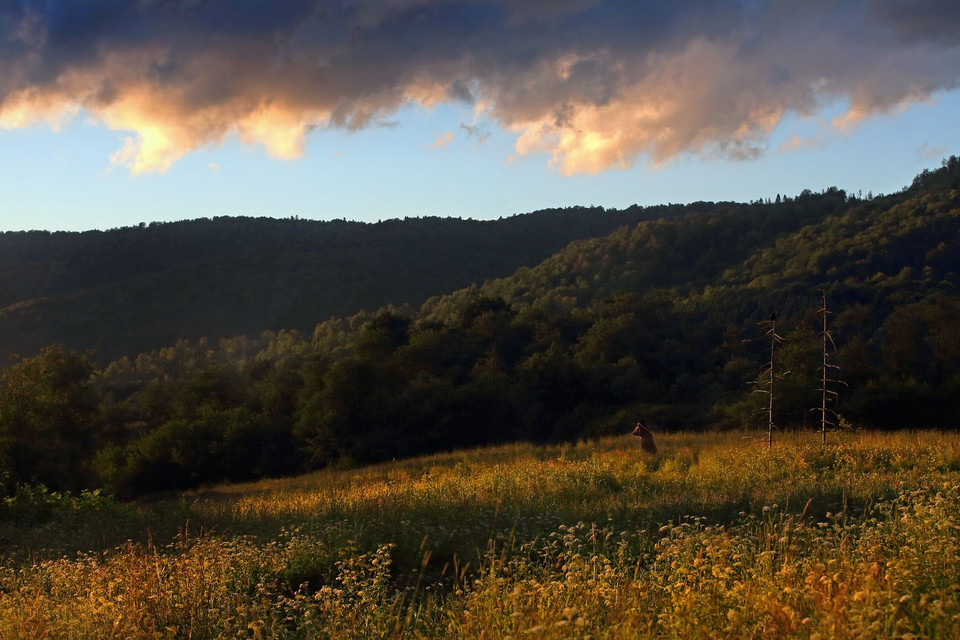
[{"left": 0, "top": 0, "right": 959, "bottom": 232}]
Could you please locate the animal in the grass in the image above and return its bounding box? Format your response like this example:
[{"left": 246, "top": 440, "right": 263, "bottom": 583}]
[{"left": 631, "top": 422, "right": 657, "bottom": 453}]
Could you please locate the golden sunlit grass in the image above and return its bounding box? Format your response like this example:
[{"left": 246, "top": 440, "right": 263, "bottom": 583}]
[{"left": 2, "top": 431, "right": 960, "bottom": 638}]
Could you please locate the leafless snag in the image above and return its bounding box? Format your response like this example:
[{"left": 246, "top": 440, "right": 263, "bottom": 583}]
[
  {"left": 816, "top": 291, "right": 847, "bottom": 444},
  {"left": 753, "top": 312, "right": 784, "bottom": 449}
]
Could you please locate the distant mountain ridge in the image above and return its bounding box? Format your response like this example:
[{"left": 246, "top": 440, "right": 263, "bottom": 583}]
[
  {"left": 427, "top": 159, "right": 960, "bottom": 324},
  {"left": 0, "top": 207, "right": 681, "bottom": 361}
]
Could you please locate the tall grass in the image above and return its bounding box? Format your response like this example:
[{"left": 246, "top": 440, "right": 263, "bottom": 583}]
[{"left": 1, "top": 431, "right": 959, "bottom": 638}]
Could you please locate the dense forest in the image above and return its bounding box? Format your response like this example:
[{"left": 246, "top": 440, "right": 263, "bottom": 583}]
[
  {"left": 0, "top": 207, "right": 681, "bottom": 361},
  {"left": 1, "top": 157, "right": 959, "bottom": 499}
]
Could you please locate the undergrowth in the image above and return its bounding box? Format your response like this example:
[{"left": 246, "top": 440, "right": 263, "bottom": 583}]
[{"left": 1, "top": 431, "right": 958, "bottom": 638}]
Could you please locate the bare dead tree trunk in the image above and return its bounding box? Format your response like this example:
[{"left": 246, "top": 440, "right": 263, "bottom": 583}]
[
  {"left": 821, "top": 292, "right": 828, "bottom": 444},
  {"left": 818, "top": 291, "right": 844, "bottom": 444},
  {"left": 752, "top": 312, "right": 781, "bottom": 449},
  {"left": 768, "top": 316, "right": 776, "bottom": 450}
]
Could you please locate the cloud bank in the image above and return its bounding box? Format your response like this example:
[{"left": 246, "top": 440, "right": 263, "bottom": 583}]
[{"left": 1, "top": 0, "right": 958, "bottom": 174}]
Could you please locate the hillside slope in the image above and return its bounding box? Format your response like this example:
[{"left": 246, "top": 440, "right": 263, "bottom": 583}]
[
  {"left": 2, "top": 432, "right": 959, "bottom": 639},
  {"left": 0, "top": 207, "right": 679, "bottom": 361},
  {"left": 3, "top": 159, "right": 960, "bottom": 499}
]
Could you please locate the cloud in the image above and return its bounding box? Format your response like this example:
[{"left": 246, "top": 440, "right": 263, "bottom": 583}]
[
  {"left": 460, "top": 122, "right": 491, "bottom": 143},
  {"left": 778, "top": 133, "right": 825, "bottom": 154},
  {"left": 867, "top": 0, "right": 960, "bottom": 45},
  {"left": 916, "top": 141, "right": 948, "bottom": 160},
  {"left": 429, "top": 130, "right": 454, "bottom": 148},
  {"left": 0, "top": 1, "right": 958, "bottom": 174}
]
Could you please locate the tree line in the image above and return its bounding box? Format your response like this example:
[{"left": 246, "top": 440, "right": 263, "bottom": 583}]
[
  {"left": 1, "top": 157, "right": 959, "bottom": 498},
  {"left": 0, "top": 206, "right": 680, "bottom": 362}
]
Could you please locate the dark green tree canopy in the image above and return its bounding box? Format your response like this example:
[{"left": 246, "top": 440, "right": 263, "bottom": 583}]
[{"left": 4, "top": 158, "right": 960, "bottom": 497}]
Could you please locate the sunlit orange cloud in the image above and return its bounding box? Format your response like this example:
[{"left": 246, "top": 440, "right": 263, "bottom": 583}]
[
  {"left": 830, "top": 90, "right": 933, "bottom": 135},
  {"left": 0, "top": 68, "right": 445, "bottom": 174},
  {"left": 429, "top": 131, "right": 454, "bottom": 148},
  {"left": 403, "top": 81, "right": 455, "bottom": 109},
  {"left": 507, "top": 40, "right": 789, "bottom": 174},
  {"left": 0, "top": 82, "right": 338, "bottom": 174},
  {"left": 0, "top": 89, "right": 78, "bottom": 130},
  {"left": 0, "top": 42, "right": 340, "bottom": 173},
  {"left": 238, "top": 103, "right": 331, "bottom": 160},
  {"left": 100, "top": 92, "right": 206, "bottom": 174},
  {"left": 778, "top": 133, "right": 825, "bottom": 153},
  {"left": 0, "top": 84, "right": 277, "bottom": 173},
  {"left": 831, "top": 105, "right": 872, "bottom": 135},
  {"left": 0, "top": 1, "right": 958, "bottom": 176}
]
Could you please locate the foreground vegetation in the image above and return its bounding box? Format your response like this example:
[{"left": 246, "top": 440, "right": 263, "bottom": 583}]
[{"left": 2, "top": 430, "right": 959, "bottom": 638}]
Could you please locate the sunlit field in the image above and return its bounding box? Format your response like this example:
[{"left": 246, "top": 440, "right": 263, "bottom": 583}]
[{"left": 2, "top": 430, "right": 960, "bottom": 638}]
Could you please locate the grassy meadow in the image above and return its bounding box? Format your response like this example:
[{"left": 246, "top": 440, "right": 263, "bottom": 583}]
[{"left": 2, "top": 430, "right": 960, "bottom": 638}]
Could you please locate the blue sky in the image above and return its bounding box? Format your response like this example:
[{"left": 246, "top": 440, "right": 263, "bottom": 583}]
[{"left": 1, "top": 1, "right": 959, "bottom": 232}]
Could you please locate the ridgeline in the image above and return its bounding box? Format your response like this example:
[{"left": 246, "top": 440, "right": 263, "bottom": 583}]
[{"left": 0, "top": 157, "right": 958, "bottom": 497}]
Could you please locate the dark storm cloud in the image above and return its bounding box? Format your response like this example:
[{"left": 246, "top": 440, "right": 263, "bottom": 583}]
[
  {"left": 0, "top": 0, "right": 957, "bottom": 173},
  {"left": 868, "top": 0, "right": 960, "bottom": 44}
]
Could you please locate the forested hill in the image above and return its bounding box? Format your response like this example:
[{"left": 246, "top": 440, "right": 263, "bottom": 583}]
[
  {"left": 2, "top": 158, "right": 959, "bottom": 499},
  {"left": 415, "top": 157, "right": 960, "bottom": 428},
  {"left": 430, "top": 162, "right": 960, "bottom": 325},
  {"left": 0, "top": 206, "right": 680, "bottom": 362}
]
